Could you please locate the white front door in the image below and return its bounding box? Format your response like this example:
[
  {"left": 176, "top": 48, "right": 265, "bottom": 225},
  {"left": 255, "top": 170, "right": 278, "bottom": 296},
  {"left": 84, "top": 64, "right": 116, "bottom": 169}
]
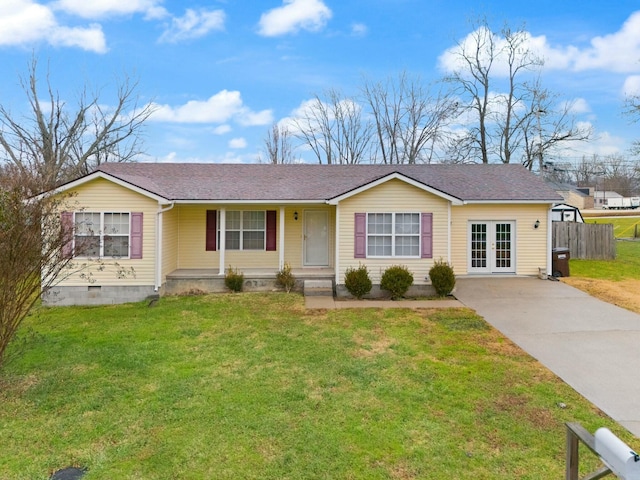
[
  {"left": 468, "top": 221, "right": 516, "bottom": 274},
  {"left": 303, "top": 210, "right": 329, "bottom": 266}
]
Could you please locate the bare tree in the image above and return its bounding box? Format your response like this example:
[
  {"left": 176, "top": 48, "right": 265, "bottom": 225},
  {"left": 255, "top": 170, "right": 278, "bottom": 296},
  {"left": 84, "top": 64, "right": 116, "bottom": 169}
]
[
  {"left": 361, "top": 72, "right": 458, "bottom": 164},
  {"left": 262, "top": 123, "right": 296, "bottom": 164},
  {"left": 624, "top": 93, "right": 640, "bottom": 156},
  {"left": 0, "top": 168, "right": 135, "bottom": 368},
  {"left": 444, "top": 19, "right": 544, "bottom": 164},
  {"left": 0, "top": 57, "right": 155, "bottom": 189},
  {"left": 444, "top": 19, "right": 591, "bottom": 167},
  {"left": 520, "top": 83, "right": 592, "bottom": 172},
  {"left": 291, "top": 89, "right": 374, "bottom": 164}
]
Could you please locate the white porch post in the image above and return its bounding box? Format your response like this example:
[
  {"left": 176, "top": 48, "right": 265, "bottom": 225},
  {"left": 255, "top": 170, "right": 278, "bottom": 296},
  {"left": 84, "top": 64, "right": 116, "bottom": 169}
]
[
  {"left": 447, "top": 202, "right": 452, "bottom": 264},
  {"left": 279, "top": 207, "right": 285, "bottom": 269},
  {"left": 219, "top": 207, "right": 226, "bottom": 275}
]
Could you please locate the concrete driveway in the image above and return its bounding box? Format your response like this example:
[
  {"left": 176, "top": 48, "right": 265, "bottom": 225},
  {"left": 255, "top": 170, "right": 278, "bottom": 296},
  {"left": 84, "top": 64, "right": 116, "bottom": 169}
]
[{"left": 454, "top": 276, "right": 640, "bottom": 437}]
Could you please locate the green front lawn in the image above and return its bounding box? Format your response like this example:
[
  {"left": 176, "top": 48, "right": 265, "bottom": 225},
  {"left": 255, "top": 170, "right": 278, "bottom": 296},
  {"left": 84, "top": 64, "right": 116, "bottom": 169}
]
[
  {"left": 1, "top": 294, "right": 627, "bottom": 479},
  {"left": 569, "top": 240, "right": 640, "bottom": 280}
]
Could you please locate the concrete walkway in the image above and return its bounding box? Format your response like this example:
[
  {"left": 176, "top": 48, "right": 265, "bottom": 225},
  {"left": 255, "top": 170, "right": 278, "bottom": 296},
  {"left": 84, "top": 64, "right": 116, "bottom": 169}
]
[{"left": 454, "top": 276, "right": 640, "bottom": 438}]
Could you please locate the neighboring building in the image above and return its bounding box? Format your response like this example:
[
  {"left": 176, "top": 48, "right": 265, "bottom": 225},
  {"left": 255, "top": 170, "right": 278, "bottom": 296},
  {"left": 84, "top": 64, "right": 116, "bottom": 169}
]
[
  {"left": 594, "top": 190, "right": 623, "bottom": 209},
  {"left": 551, "top": 203, "right": 584, "bottom": 223},
  {"left": 547, "top": 181, "right": 593, "bottom": 210},
  {"left": 45, "top": 163, "right": 562, "bottom": 305}
]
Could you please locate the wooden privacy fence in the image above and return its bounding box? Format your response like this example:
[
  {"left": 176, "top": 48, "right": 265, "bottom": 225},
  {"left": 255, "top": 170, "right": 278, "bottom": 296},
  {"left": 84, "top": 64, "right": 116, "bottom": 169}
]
[{"left": 553, "top": 222, "right": 616, "bottom": 260}]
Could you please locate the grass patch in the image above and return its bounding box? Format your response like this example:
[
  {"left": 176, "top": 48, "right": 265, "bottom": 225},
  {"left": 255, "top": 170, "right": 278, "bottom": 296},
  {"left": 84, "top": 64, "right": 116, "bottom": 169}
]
[
  {"left": 1, "top": 293, "right": 629, "bottom": 479},
  {"left": 584, "top": 215, "right": 640, "bottom": 239},
  {"left": 569, "top": 241, "right": 640, "bottom": 280}
]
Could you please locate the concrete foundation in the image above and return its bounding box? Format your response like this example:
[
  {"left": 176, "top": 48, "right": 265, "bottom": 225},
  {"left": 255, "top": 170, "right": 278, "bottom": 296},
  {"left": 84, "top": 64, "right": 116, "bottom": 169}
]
[
  {"left": 335, "top": 283, "right": 438, "bottom": 299},
  {"left": 43, "top": 285, "right": 157, "bottom": 306}
]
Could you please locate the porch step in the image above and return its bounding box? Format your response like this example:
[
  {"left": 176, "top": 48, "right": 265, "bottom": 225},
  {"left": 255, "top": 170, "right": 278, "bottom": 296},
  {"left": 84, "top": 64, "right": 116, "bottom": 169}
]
[{"left": 303, "top": 280, "right": 334, "bottom": 297}]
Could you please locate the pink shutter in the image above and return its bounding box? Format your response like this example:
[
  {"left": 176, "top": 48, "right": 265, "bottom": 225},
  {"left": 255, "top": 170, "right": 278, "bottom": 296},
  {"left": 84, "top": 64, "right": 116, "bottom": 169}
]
[
  {"left": 354, "top": 213, "right": 366, "bottom": 258},
  {"left": 130, "top": 212, "right": 143, "bottom": 259},
  {"left": 206, "top": 210, "right": 217, "bottom": 251},
  {"left": 61, "top": 211, "right": 74, "bottom": 259},
  {"left": 421, "top": 212, "right": 433, "bottom": 259},
  {"left": 266, "top": 210, "right": 276, "bottom": 251}
]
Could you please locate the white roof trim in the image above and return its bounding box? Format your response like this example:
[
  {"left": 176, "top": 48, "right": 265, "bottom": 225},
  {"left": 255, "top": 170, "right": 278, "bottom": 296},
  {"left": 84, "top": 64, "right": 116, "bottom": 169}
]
[
  {"left": 172, "top": 199, "right": 327, "bottom": 205},
  {"left": 326, "top": 172, "right": 463, "bottom": 205},
  {"left": 461, "top": 199, "right": 559, "bottom": 205},
  {"left": 48, "top": 171, "right": 170, "bottom": 203}
]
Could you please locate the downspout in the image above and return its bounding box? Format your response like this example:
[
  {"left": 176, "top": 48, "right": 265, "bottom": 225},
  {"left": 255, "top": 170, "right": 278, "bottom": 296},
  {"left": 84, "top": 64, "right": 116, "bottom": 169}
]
[
  {"left": 547, "top": 204, "right": 553, "bottom": 276},
  {"left": 334, "top": 203, "right": 340, "bottom": 286},
  {"left": 155, "top": 202, "right": 175, "bottom": 291}
]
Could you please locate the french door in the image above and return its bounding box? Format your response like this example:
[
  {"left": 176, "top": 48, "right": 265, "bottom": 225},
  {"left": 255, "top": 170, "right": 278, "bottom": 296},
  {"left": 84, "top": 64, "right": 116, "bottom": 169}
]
[{"left": 468, "top": 221, "right": 516, "bottom": 274}]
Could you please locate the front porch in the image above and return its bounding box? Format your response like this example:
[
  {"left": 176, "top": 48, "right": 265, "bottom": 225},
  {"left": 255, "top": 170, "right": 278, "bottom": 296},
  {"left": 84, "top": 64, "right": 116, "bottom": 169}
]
[{"left": 162, "top": 268, "right": 335, "bottom": 296}]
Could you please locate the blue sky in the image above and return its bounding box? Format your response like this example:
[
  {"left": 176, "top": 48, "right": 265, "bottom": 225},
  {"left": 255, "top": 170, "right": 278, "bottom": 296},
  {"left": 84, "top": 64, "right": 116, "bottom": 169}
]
[{"left": 2, "top": 0, "right": 640, "bottom": 166}]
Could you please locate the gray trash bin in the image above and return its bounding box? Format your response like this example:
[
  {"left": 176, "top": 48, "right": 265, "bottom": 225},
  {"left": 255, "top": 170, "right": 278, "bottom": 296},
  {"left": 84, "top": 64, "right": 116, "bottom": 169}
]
[{"left": 552, "top": 247, "right": 570, "bottom": 277}]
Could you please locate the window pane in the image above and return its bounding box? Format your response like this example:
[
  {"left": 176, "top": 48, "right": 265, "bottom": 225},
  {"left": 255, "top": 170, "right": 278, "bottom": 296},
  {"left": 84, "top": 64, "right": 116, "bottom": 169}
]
[
  {"left": 75, "top": 235, "right": 100, "bottom": 257},
  {"left": 225, "top": 231, "right": 240, "bottom": 250},
  {"left": 104, "top": 236, "right": 129, "bottom": 257},
  {"left": 75, "top": 213, "right": 100, "bottom": 235},
  {"left": 243, "top": 231, "right": 265, "bottom": 250},
  {"left": 104, "top": 213, "right": 129, "bottom": 235},
  {"left": 243, "top": 211, "right": 265, "bottom": 230},
  {"left": 226, "top": 211, "right": 241, "bottom": 230},
  {"left": 395, "top": 236, "right": 419, "bottom": 256},
  {"left": 368, "top": 213, "right": 392, "bottom": 234},
  {"left": 395, "top": 213, "right": 419, "bottom": 234},
  {"left": 367, "top": 235, "right": 392, "bottom": 256}
]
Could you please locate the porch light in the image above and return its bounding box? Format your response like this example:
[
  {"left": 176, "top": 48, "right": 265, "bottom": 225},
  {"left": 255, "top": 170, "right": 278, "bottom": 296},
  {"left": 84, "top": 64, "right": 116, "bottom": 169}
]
[
  {"left": 534, "top": 219, "right": 540, "bottom": 229},
  {"left": 294, "top": 211, "right": 298, "bottom": 221}
]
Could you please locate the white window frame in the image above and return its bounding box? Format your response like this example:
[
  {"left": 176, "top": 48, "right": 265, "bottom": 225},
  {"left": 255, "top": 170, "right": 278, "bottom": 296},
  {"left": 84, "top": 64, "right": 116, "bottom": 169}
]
[
  {"left": 221, "top": 210, "right": 266, "bottom": 251},
  {"left": 366, "top": 212, "right": 421, "bottom": 258},
  {"left": 73, "top": 212, "right": 131, "bottom": 258}
]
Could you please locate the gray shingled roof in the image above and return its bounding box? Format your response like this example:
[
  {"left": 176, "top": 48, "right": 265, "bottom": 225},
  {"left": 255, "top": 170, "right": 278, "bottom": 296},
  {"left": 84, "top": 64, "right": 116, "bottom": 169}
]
[{"left": 91, "top": 162, "right": 562, "bottom": 203}]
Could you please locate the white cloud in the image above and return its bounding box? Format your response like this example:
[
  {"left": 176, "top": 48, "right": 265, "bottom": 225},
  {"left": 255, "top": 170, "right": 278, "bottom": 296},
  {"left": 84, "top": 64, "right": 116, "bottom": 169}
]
[
  {"left": 237, "top": 108, "right": 274, "bottom": 126},
  {"left": 229, "top": 137, "right": 247, "bottom": 149},
  {"left": 623, "top": 75, "right": 640, "bottom": 96},
  {"left": 563, "top": 98, "right": 591, "bottom": 115},
  {"left": 213, "top": 125, "right": 232, "bottom": 135},
  {"left": 158, "top": 8, "right": 225, "bottom": 43},
  {"left": 258, "top": 0, "right": 332, "bottom": 37},
  {"left": 53, "top": 0, "right": 167, "bottom": 19},
  {"left": 351, "top": 23, "right": 368, "bottom": 37},
  {"left": 0, "top": 0, "right": 107, "bottom": 52},
  {"left": 149, "top": 90, "right": 273, "bottom": 126}
]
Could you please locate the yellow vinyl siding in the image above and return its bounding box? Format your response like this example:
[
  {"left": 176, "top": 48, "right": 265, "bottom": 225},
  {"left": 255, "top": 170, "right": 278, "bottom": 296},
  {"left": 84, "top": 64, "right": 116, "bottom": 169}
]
[
  {"left": 337, "top": 179, "right": 449, "bottom": 284},
  {"left": 175, "top": 205, "right": 219, "bottom": 269},
  {"left": 450, "top": 203, "right": 549, "bottom": 275},
  {"left": 57, "top": 178, "right": 157, "bottom": 286},
  {"left": 174, "top": 205, "right": 334, "bottom": 271}
]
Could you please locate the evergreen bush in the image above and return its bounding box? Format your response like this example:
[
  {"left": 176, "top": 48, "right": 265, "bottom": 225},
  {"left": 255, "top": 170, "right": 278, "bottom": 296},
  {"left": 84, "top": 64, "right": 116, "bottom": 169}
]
[
  {"left": 428, "top": 259, "right": 456, "bottom": 297},
  {"left": 224, "top": 266, "right": 244, "bottom": 292},
  {"left": 344, "top": 264, "right": 372, "bottom": 299},
  {"left": 380, "top": 265, "right": 413, "bottom": 299},
  {"left": 275, "top": 262, "right": 296, "bottom": 293}
]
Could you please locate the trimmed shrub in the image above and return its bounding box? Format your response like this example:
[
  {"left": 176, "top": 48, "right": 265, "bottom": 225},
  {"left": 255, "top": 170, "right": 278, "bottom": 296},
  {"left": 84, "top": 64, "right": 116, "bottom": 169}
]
[
  {"left": 276, "top": 262, "right": 296, "bottom": 293},
  {"left": 380, "top": 265, "right": 413, "bottom": 300},
  {"left": 224, "top": 266, "right": 244, "bottom": 292},
  {"left": 344, "top": 264, "right": 372, "bottom": 299},
  {"left": 429, "top": 259, "right": 456, "bottom": 297}
]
